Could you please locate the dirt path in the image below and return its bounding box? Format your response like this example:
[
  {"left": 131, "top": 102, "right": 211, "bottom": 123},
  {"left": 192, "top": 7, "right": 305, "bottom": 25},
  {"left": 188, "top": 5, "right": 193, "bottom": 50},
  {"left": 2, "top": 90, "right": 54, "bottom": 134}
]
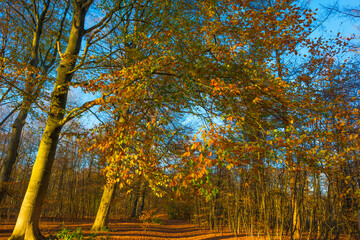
[{"left": 0, "top": 219, "right": 257, "bottom": 240}]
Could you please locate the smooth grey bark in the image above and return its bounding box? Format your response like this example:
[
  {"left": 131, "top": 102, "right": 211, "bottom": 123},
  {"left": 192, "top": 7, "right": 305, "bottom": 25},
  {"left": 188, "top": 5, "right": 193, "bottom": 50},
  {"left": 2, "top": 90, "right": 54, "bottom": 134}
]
[
  {"left": 0, "top": 0, "right": 62, "bottom": 204},
  {"left": 91, "top": 182, "right": 117, "bottom": 231},
  {"left": 0, "top": 103, "right": 31, "bottom": 203},
  {"left": 9, "top": 1, "right": 91, "bottom": 239},
  {"left": 0, "top": 11, "right": 44, "bottom": 203}
]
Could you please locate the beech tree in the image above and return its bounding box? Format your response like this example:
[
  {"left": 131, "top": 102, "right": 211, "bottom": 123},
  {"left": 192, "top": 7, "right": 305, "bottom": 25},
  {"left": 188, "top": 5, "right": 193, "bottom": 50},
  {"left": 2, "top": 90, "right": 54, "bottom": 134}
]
[
  {"left": 9, "top": 0, "right": 128, "bottom": 238},
  {"left": 2, "top": 0, "right": 359, "bottom": 239},
  {"left": 0, "top": 0, "right": 70, "bottom": 204},
  {"left": 166, "top": 0, "right": 359, "bottom": 238}
]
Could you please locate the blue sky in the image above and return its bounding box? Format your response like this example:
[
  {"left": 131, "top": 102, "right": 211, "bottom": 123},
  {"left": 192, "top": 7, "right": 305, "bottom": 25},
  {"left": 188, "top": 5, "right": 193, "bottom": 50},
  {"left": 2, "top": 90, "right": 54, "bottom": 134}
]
[
  {"left": 76, "top": 0, "right": 360, "bottom": 128},
  {"left": 310, "top": 0, "right": 359, "bottom": 37}
]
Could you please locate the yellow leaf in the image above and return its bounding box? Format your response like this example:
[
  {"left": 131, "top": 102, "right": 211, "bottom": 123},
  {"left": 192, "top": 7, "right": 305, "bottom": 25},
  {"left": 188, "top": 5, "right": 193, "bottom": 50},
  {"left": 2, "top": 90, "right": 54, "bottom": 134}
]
[{"left": 226, "top": 163, "right": 234, "bottom": 170}]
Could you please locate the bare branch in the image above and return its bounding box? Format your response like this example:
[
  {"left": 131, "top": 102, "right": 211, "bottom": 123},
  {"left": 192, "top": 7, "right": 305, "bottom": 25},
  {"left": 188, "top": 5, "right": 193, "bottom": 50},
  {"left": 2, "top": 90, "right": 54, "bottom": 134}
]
[
  {"left": 59, "top": 93, "right": 110, "bottom": 126},
  {"left": 0, "top": 75, "right": 49, "bottom": 113},
  {"left": 84, "top": 0, "right": 124, "bottom": 34},
  {"left": 0, "top": 104, "right": 21, "bottom": 128}
]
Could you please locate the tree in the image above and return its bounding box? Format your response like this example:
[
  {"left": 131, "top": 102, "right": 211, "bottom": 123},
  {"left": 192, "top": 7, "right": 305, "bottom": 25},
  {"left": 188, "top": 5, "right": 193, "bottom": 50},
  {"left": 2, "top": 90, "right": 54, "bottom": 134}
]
[
  {"left": 88, "top": 0, "right": 205, "bottom": 230},
  {"left": 0, "top": 0, "right": 70, "bottom": 203},
  {"left": 91, "top": 181, "right": 117, "bottom": 231},
  {"left": 9, "top": 0, "right": 125, "bottom": 238},
  {"left": 3, "top": 0, "right": 359, "bottom": 239}
]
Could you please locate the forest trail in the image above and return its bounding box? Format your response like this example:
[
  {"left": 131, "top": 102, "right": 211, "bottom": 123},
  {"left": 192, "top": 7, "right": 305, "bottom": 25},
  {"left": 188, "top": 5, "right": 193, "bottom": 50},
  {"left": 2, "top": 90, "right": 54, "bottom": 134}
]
[{"left": 0, "top": 219, "right": 260, "bottom": 240}]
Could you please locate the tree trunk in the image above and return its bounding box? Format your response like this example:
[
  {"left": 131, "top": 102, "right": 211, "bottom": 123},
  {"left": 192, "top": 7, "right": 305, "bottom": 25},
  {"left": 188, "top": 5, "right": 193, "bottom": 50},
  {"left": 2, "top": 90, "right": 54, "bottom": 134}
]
[
  {"left": 137, "top": 180, "right": 146, "bottom": 216},
  {"left": 290, "top": 173, "right": 301, "bottom": 240},
  {"left": 0, "top": 104, "right": 30, "bottom": 203},
  {"left": 0, "top": 0, "right": 52, "bottom": 204},
  {"left": 9, "top": 121, "right": 62, "bottom": 240},
  {"left": 0, "top": 35, "right": 42, "bottom": 205},
  {"left": 9, "top": 2, "right": 90, "bottom": 239},
  {"left": 91, "top": 182, "right": 117, "bottom": 231},
  {"left": 131, "top": 193, "right": 139, "bottom": 218},
  {"left": 138, "top": 189, "right": 146, "bottom": 216}
]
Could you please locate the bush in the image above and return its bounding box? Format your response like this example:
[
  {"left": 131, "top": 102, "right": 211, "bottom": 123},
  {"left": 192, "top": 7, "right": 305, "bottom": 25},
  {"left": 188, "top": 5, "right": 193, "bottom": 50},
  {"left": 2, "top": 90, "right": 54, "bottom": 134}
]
[{"left": 56, "top": 227, "right": 83, "bottom": 240}]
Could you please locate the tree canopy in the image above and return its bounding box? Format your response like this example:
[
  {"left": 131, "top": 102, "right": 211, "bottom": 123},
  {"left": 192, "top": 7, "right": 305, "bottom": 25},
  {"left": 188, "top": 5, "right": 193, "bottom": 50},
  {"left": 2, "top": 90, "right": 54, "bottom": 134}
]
[{"left": 0, "top": 0, "right": 359, "bottom": 239}]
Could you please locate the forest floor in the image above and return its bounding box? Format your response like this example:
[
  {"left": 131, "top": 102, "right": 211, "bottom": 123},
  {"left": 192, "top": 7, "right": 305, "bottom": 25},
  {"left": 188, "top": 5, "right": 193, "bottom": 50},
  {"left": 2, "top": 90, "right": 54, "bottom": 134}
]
[{"left": 0, "top": 217, "right": 275, "bottom": 240}]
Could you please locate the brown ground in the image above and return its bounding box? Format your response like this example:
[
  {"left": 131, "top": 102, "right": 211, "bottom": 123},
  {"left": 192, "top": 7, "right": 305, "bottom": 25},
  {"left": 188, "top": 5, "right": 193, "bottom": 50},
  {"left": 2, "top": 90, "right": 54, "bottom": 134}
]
[{"left": 0, "top": 218, "right": 267, "bottom": 240}]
